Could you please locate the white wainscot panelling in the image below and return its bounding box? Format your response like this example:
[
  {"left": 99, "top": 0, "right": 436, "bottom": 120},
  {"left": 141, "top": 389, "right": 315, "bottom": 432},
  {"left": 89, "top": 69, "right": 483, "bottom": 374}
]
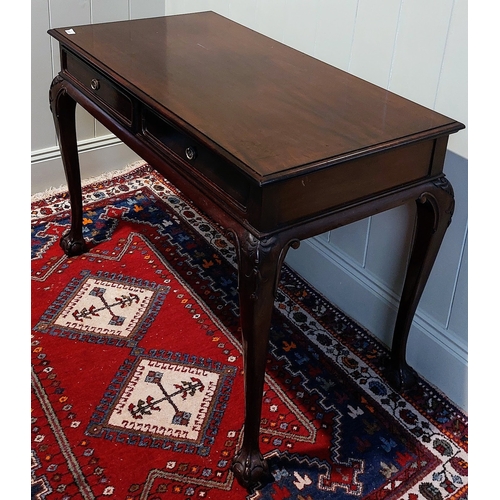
[
  {"left": 166, "top": 0, "right": 208, "bottom": 16},
  {"left": 419, "top": 151, "right": 468, "bottom": 326},
  {"left": 31, "top": 0, "right": 167, "bottom": 194},
  {"left": 31, "top": 137, "right": 141, "bottom": 195},
  {"left": 389, "top": 0, "right": 454, "bottom": 108},
  {"left": 314, "top": 0, "right": 359, "bottom": 70},
  {"left": 328, "top": 218, "right": 370, "bottom": 267},
  {"left": 348, "top": 0, "right": 401, "bottom": 88},
  {"left": 364, "top": 204, "right": 416, "bottom": 296},
  {"left": 49, "top": 0, "right": 95, "bottom": 142},
  {"left": 91, "top": 0, "right": 129, "bottom": 23},
  {"left": 226, "top": 0, "right": 260, "bottom": 31},
  {"left": 281, "top": 0, "right": 319, "bottom": 55},
  {"left": 253, "top": 0, "right": 287, "bottom": 42},
  {"left": 435, "top": 0, "right": 468, "bottom": 158},
  {"left": 32, "top": 0, "right": 56, "bottom": 151},
  {"left": 130, "top": 0, "right": 165, "bottom": 19},
  {"left": 447, "top": 232, "right": 467, "bottom": 344},
  {"left": 49, "top": 0, "right": 90, "bottom": 26},
  {"left": 207, "top": 0, "right": 230, "bottom": 18}
]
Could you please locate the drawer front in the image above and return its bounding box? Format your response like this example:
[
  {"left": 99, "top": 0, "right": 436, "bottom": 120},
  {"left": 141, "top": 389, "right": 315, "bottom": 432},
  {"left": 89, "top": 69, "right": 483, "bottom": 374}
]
[
  {"left": 258, "top": 139, "right": 435, "bottom": 231},
  {"left": 142, "top": 107, "right": 251, "bottom": 208},
  {"left": 63, "top": 49, "right": 133, "bottom": 125}
]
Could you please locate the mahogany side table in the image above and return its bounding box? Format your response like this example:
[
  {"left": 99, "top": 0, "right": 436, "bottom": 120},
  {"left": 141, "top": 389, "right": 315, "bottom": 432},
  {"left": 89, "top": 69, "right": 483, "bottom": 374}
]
[{"left": 48, "top": 12, "right": 464, "bottom": 490}]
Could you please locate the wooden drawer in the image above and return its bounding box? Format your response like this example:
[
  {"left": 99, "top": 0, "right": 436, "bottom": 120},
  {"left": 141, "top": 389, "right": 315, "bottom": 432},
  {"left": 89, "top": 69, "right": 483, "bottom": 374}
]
[
  {"left": 63, "top": 49, "right": 133, "bottom": 125},
  {"left": 258, "top": 139, "right": 435, "bottom": 231},
  {"left": 142, "top": 107, "right": 251, "bottom": 208}
]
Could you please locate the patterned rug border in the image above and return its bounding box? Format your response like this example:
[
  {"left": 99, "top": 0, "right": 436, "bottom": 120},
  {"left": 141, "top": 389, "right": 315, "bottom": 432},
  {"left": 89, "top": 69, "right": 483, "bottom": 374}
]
[{"left": 30, "top": 160, "right": 147, "bottom": 203}]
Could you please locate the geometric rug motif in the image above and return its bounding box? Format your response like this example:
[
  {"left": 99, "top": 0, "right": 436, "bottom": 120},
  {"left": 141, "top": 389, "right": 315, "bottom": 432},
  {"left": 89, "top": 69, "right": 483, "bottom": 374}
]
[
  {"left": 86, "top": 352, "right": 237, "bottom": 456},
  {"left": 34, "top": 270, "right": 169, "bottom": 343},
  {"left": 31, "top": 162, "right": 468, "bottom": 499},
  {"left": 31, "top": 228, "right": 247, "bottom": 497},
  {"left": 31, "top": 449, "right": 52, "bottom": 499}
]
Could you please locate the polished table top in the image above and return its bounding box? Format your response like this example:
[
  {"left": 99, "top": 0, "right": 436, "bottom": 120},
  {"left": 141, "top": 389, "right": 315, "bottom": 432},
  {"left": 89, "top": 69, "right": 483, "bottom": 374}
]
[{"left": 49, "top": 11, "right": 462, "bottom": 185}]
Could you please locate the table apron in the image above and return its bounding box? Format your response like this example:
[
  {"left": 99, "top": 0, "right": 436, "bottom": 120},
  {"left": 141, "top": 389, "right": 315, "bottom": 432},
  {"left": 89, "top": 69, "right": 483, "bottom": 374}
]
[{"left": 56, "top": 73, "right": 448, "bottom": 245}]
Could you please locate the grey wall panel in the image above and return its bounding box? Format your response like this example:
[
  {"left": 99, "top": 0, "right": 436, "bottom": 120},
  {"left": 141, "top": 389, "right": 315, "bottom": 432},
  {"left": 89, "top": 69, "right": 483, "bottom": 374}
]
[
  {"left": 49, "top": 0, "right": 94, "bottom": 142},
  {"left": 364, "top": 204, "right": 416, "bottom": 294},
  {"left": 328, "top": 218, "right": 371, "bottom": 268},
  {"left": 314, "top": 0, "right": 358, "bottom": 70},
  {"left": 348, "top": 0, "right": 401, "bottom": 87},
  {"left": 447, "top": 233, "right": 468, "bottom": 342},
  {"left": 166, "top": 0, "right": 208, "bottom": 16},
  {"left": 389, "top": 0, "right": 455, "bottom": 108},
  {"left": 281, "top": 0, "right": 319, "bottom": 55},
  {"left": 32, "top": 0, "right": 168, "bottom": 157},
  {"left": 32, "top": 0, "right": 56, "bottom": 151},
  {"left": 419, "top": 152, "right": 468, "bottom": 326},
  {"left": 253, "top": 0, "right": 287, "bottom": 42},
  {"left": 435, "top": 0, "right": 468, "bottom": 158},
  {"left": 49, "top": 0, "right": 91, "bottom": 27},
  {"left": 225, "top": 0, "right": 259, "bottom": 30},
  {"left": 130, "top": 0, "right": 165, "bottom": 19},
  {"left": 92, "top": 0, "right": 129, "bottom": 24}
]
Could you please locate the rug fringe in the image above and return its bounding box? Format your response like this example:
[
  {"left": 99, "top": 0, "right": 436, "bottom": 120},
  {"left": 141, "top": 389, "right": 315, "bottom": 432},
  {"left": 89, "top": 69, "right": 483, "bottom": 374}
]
[{"left": 30, "top": 160, "right": 148, "bottom": 202}]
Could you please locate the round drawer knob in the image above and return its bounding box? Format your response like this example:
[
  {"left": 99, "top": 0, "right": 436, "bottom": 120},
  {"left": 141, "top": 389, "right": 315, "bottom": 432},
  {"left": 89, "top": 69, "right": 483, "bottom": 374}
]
[
  {"left": 185, "top": 146, "right": 197, "bottom": 160},
  {"left": 90, "top": 78, "right": 100, "bottom": 90}
]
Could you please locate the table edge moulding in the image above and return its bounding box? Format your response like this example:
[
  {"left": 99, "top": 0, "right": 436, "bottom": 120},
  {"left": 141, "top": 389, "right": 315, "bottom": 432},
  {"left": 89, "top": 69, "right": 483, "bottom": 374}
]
[{"left": 48, "top": 11, "right": 465, "bottom": 491}]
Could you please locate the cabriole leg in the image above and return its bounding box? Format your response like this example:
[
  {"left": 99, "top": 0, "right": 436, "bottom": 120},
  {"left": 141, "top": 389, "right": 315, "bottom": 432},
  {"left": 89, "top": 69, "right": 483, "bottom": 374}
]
[
  {"left": 231, "top": 232, "right": 285, "bottom": 490},
  {"left": 49, "top": 75, "right": 86, "bottom": 256},
  {"left": 388, "top": 177, "right": 455, "bottom": 390}
]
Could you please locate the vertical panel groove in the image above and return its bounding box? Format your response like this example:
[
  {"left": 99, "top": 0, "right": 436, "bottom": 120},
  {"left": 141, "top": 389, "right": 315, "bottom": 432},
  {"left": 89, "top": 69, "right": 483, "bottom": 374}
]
[
  {"left": 48, "top": 0, "right": 54, "bottom": 74},
  {"left": 47, "top": 0, "right": 58, "bottom": 146},
  {"left": 347, "top": 0, "right": 360, "bottom": 72},
  {"left": 362, "top": 216, "right": 371, "bottom": 269},
  {"left": 387, "top": 0, "right": 404, "bottom": 90},
  {"left": 433, "top": 0, "right": 456, "bottom": 110},
  {"left": 445, "top": 224, "right": 467, "bottom": 329}
]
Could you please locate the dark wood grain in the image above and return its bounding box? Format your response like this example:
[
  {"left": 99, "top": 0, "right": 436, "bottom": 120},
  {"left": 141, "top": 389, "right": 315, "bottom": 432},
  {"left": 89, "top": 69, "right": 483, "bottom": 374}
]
[{"left": 49, "top": 12, "right": 462, "bottom": 182}]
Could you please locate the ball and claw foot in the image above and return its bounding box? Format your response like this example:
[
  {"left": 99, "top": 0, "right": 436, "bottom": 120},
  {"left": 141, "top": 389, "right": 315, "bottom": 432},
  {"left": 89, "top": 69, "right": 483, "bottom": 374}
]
[
  {"left": 387, "top": 360, "right": 418, "bottom": 392},
  {"left": 60, "top": 231, "right": 87, "bottom": 257},
  {"left": 232, "top": 448, "right": 272, "bottom": 491}
]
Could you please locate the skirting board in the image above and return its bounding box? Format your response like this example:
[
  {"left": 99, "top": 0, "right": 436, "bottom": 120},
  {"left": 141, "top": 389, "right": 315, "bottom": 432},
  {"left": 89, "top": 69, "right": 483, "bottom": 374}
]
[
  {"left": 31, "top": 135, "right": 140, "bottom": 195},
  {"left": 285, "top": 237, "right": 468, "bottom": 412}
]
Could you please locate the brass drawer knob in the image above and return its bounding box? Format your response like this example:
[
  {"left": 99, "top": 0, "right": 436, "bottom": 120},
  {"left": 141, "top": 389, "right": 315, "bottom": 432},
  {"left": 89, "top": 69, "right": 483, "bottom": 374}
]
[
  {"left": 90, "top": 78, "right": 100, "bottom": 91},
  {"left": 185, "top": 146, "right": 197, "bottom": 160}
]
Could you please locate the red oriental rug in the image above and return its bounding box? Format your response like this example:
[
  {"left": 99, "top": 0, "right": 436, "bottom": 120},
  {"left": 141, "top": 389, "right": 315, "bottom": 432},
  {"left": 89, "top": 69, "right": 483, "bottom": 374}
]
[{"left": 31, "top": 162, "right": 467, "bottom": 499}]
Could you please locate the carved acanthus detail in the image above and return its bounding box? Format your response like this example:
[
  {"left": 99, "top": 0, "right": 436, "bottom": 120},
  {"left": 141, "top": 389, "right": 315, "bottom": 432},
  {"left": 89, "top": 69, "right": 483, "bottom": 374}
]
[
  {"left": 49, "top": 74, "right": 65, "bottom": 111},
  {"left": 417, "top": 176, "right": 455, "bottom": 231},
  {"left": 240, "top": 233, "right": 279, "bottom": 301}
]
